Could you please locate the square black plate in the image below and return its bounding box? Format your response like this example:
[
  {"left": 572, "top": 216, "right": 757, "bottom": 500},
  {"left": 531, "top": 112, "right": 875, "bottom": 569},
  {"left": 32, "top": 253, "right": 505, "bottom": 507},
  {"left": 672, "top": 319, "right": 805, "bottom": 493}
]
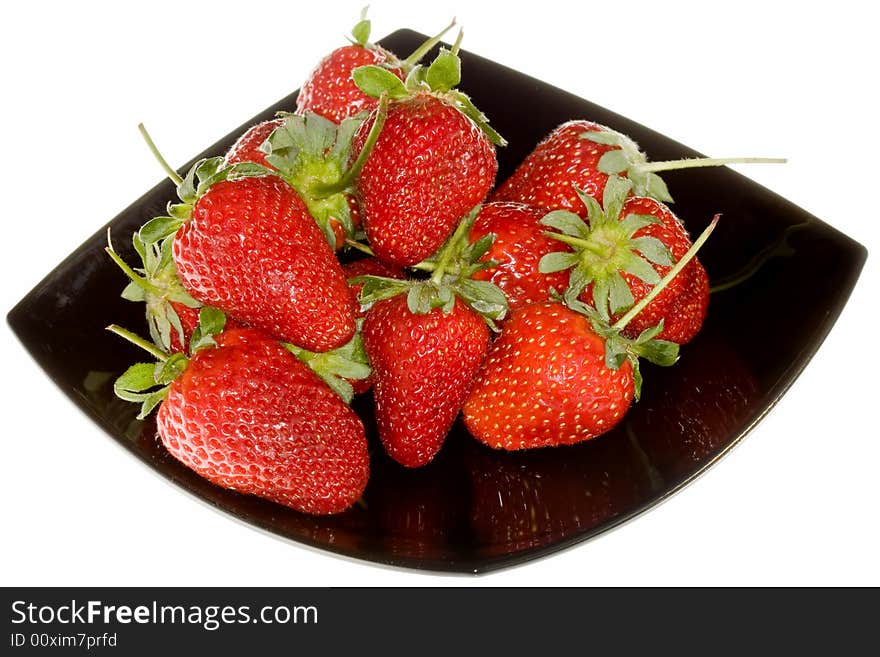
[{"left": 7, "top": 30, "right": 867, "bottom": 573}]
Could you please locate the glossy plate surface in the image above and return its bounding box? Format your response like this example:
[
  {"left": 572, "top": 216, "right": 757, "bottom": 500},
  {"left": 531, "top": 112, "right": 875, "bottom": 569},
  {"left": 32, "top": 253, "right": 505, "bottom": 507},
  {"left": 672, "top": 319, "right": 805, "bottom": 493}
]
[{"left": 7, "top": 30, "right": 867, "bottom": 573}]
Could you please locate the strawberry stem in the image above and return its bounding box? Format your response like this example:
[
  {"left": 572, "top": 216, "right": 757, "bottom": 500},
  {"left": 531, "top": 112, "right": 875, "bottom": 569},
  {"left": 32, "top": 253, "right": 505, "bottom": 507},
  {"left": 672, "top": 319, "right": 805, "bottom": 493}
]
[
  {"left": 107, "top": 324, "right": 170, "bottom": 362},
  {"left": 402, "top": 17, "right": 457, "bottom": 69},
  {"left": 104, "top": 246, "right": 165, "bottom": 297},
  {"left": 312, "top": 93, "right": 389, "bottom": 197},
  {"left": 637, "top": 157, "right": 786, "bottom": 173},
  {"left": 138, "top": 123, "right": 184, "bottom": 186},
  {"left": 450, "top": 28, "right": 464, "bottom": 56},
  {"left": 613, "top": 214, "right": 720, "bottom": 331},
  {"left": 543, "top": 232, "right": 608, "bottom": 257},
  {"left": 430, "top": 208, "right": 477, "bottom": 285}
]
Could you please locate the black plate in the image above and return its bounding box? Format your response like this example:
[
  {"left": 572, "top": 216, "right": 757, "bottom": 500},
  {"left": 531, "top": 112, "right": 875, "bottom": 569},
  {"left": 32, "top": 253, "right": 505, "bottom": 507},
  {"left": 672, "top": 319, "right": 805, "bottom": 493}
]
[{"left": 7, "top": 30, "right": 867, "bottom": 573}]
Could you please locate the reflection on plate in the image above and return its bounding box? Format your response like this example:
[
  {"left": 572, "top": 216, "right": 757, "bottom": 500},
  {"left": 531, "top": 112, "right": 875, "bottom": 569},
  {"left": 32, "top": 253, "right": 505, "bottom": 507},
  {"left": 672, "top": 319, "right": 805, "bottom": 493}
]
[{"left": 7, "top": 30, "right": 866, "bottom": 573}]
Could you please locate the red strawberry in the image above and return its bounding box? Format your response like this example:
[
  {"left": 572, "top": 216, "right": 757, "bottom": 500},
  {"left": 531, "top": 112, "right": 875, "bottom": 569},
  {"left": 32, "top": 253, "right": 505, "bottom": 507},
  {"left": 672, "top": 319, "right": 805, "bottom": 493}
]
[
  {"left": 493, "top": 120, "right": 783, "bottom": 209},
  {"left": 362, "top": 295, "right": 489, "bottom": 467},
  {"left": 463, "top": 301, "right": 635, "bottom": 449},
  {"left": 298, "top": 45, "right": 404, "bottom": 124},
  {"left": 296, "top": 11, "right": 455, "bottom": 124},
  {"left": 349, "top": 43, "right": 504, "bottom": 266},
  {"left": 224, "top": 118, "right": 284, "bottom": 168},
  {"left": 537, "top": 175, "right": 708, "bottom": 344},
  {"left": 492, "top": 120, "right": 654, "bottom": 210},
  {"left": 468, "top": 201, "right": 570, "bottom": 314},
  {"left": 142, "top": 164, "right": 357, "bottom": 352},
  {"left": 115, "top": 324, "right": 370, "bottom": 515},
  {"left": 354, "top": 211, "right": 509, "bottom": 460},
  {"left": 463, "top": 217, "right": 718, "bottom": 449}
]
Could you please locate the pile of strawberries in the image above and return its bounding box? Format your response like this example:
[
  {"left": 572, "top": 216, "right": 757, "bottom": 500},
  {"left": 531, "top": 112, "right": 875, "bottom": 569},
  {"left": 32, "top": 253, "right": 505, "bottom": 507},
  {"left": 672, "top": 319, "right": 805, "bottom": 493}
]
[{"left": 109, "top": 12, "right": 775, "bottom": 516}]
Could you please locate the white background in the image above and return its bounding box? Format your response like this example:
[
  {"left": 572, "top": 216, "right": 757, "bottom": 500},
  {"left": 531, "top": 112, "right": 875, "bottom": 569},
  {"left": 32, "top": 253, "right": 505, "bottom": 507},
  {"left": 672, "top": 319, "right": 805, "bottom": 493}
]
[{"left": 2, "top": 0, "right": 878, "bottom": 586}]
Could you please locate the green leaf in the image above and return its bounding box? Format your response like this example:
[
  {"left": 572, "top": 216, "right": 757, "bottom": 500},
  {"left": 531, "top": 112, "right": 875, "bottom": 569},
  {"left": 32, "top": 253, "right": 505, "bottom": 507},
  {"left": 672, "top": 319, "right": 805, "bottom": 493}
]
[
  {"left": 198, "top": 306, "right": 226, "bottom": 336},
  {"left": 573, "top": 187, "right": 603, "bottom": 225},
  {"left": 350, "top": 7, "right": 371, "bottom": 46},
  {"left": 644, "top": 172, "right": 673, "bottom": 203},
  {"left": 323, "top": 375, "right": 355, "bottom": 405},
  {"left": 630, "top": 355, "right": 643, "bottom": 401},
  {"left": 566, "top": 265, "right": 594, "bottom": 303},
  {"left": 461, "top": 233, "right": 495, "bottom": 265},
  {"left": 455, "top": 279, "right": 508, "bottom": 320},
  {"left": 633, "top": 321, "right": 664, "bottom": 344},
  {"left": 449, "top": 91, "right": 507, "bottom": 147},
  {"left": 604, "top": 336, "right": 628, "bottom": 370},
  {"left": 593, "top": 277, "right": 611, "bottom": 321},
  {"left": 114, "top": 363, "right": 160, "bottom": 400},
  {"left": 426, "top": 49, "right": 461, "bottom": 91},
  {"left": 132, "top": 232, "right": 147, "bottom": 262},
  {"left": 167, "top": 202, "right": 192, "bottom": 221},
  {"left": 540, "top": 210, "right": 590, "bottom": 238},
  {"left": 618, "top": 213, "right": 661, "bottom": 236},
  {"left": 597, "top": 149, "right": 629, "bottom": 175},
  {"left": 602, "top": 175, "right": 633, "bottom": 223},
  {"left": 634, "top": 338, "right": 679, "bottom": 367},
  {"left": 406, "top": 284, "right": 435, "bottom": 315},
  {"left": 581, "top": 130, "right": 621, "bottom": 146},
  {"left": 317, "top": 355, "right": 371, "bottom": 381},
  {"left": 121, "top": 281, "right": 146, "bottom": 302},
  {"left": 352, "top": 65, "right": 408, "bottom": 99},
  {"left": 227, "top": 162, "right": 272, "bottom": 181},
  {"left": 353, "top": 275, "right": 410, "bottom": 306},
  {"left": 539, "top": 251, "right": 578, "bottom": 273},
  {"left": 139, "top": 216, "right": 183, "bottom": 244},
  {"left": 137, "top": 387, "right": 169, "bottom": 419},
  {"left": 621, "top": 253, "right": 661, "bottom": 285},
  {"left": 631, "top": 235, "right": 674, "bottom": 266},
  {"left": 177, "top": 161, "right": 199, "bottom": 204},
  {"left": 608, "top": 271, "right": 635, "bottom": 315},
  {"left": 155, "top": 353, "right": 188, "bottom": 385}
]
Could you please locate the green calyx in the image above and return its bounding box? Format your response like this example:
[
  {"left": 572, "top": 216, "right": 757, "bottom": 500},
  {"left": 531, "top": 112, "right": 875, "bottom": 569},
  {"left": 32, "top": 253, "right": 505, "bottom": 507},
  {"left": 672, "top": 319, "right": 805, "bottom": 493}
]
[
  {"left": 556, "top": 212, "right": 720, "bottom": 399},
  {"left": 351, "top": 33, "right": 506, "bottom": 147},
  {"left": 106, "top": 230, "right": 200, "bottom": 353},
  {"left": 581, "top": 128, "right": 673, "bottom": 203},
  {"left": 108, "top": 308, "right": 228, "bottom": 418},
  {"left": 352, "top": 206, "right": 509, "bottom": 328},
  {"left": 539, "top": 175, "right": 674, "bottom": 322},
  {"left": 261, "top": 111, "right": 366, "bottom": 247},
  {"left": 283, "top": 322, "right": 371, "bottom": 404}
]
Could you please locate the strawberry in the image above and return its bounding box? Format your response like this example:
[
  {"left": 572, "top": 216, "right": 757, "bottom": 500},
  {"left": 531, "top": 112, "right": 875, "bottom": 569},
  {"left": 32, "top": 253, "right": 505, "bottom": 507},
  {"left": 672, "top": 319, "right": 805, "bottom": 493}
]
[
  {"left": 224, "top": 118, "right": 284, "bottom": 169},
  {"left": 349, "top": 39, "right": 505, "bottom": 266},
  {"left": 111, "top": 318, "right": 370, "bottom": 515},
  {"left": 355, "top": 211, "right": 508, "bottom": 466},
  {"left": 106, "top": 232, "right": 201, "bottom": 353},
  {"left": 362, "top": 295, "right": 488, "bottom": 466},
  {"left": 492, "top": 120, "right": 784, "bottom": 209},
  {"left": 537, "top": 175, "right": 708, "bottom": 344},
  {"left": 463, "top": 301, "right": 637, "bottom": 449},
  {"left": 467, "top": 201, "right": 571, "bottom": 315},
  {"left": 296, "top": 10, "right": 456, "bottom": 124},
  {"left": 463, "top": 217, "right": 717, "bottom": 449},
  {"left": 138, "top": 157, "right": 357, "bottom": 352}
]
